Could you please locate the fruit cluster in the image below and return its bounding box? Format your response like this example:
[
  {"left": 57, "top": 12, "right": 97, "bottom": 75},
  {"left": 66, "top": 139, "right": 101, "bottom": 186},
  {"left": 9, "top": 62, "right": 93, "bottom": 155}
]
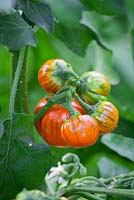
[{"left": 34, "top": 59, "right": 119, "bottom": 148}]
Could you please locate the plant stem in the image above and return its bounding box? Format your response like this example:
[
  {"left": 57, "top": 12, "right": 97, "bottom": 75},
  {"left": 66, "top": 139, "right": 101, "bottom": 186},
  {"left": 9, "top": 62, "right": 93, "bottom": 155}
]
[
  {"left": 74, "top": 93, "right": 95, "bottom": 114},
  {"left": 74, "top": 192, "right": 104, "bottom": 200},
  {"left": 33, "top": 90, "right": 72, "bottom": 124},
  {"left": 10, "top": 46, "right": 29, "bottom": 114},
  {"left": 66, "top": 187, "right": 134, "bottom": 199},
  {"left": 10, "top": 49, "right": 20, "bottom": 85},
  {"left": 9, "top": 47, "right": 26, "bottom": 117},
  {"left": 58, "top": 186, "right": 134, "bottom": 199}
]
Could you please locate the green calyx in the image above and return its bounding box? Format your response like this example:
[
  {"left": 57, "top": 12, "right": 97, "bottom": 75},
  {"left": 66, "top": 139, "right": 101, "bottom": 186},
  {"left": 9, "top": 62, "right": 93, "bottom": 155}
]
[
  {"left": 53, "top": 61, "right": 79, "bottom": 87},
  {"left": 76, "top": 71, "right": 110, "bottom": 105},
  {"left": 76, "top": 78, "right": 107, "bottom": 105}
]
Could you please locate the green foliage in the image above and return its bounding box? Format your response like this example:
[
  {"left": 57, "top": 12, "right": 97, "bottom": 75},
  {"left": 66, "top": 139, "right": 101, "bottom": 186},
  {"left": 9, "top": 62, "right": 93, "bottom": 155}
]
[
  {"left": 131, "top": 28, "right": 134, "bottom": 60},
  {"left": 80, "top": 0, "right": 124, "bottom": 16},
  {"left": 98, "top": 157, "right": 130, "bottom": 178},
  {"left": 0, "top": 12, "right": 36, "bottom": 49},
  {"left": 54, "top": 23, "right": 94, "bottom": 56},
  {"left": 45, "top": 0, "right": 84, "bottom": 27},
  {"left": 0, "top": 0, "right": 134, "bottom": 199},
  {"left": 19, "top": 0, "right": 54, "bottom": 33},
  {"left": 85, "top": 41, "right": 119, "bottom": 85},
  {"left": 0, "top": 113, "right": 51, "bottom": 200},
  {"left": 102, "top": 134, "right": 134, "bottom": 161},
  {"left": 15, "top": 153, "right": 134, "bottom": 200}
]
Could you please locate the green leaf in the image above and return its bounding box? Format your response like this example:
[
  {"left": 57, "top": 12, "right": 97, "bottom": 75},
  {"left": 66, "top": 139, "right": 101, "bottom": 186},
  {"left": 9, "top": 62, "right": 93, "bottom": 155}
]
[
  {"left": 45, "top": 0, "right": 85, "bottom": 28},
  {"left": 124, "top": 0, "right": 134, "bottom": 25},
  {"left": 131, "top": 27, "right": 134, "bottom": 60},
  {"left": 0, "top": 12, "right": 36, "bottom": 50},
  {"left": 54, "top": 10, "right": 114, "bottom": 56},
  {"left": 85, "top": 41, "right": 119, "bottom": 85},
  {"left": 102, "top": 134, "right": 134, "bottom": 162},
  {"left": 80, "top": 0, "right": 124, "bottom": 16},
  {"left": 98, "top": 157, "right": 129, "bottom": 178},
  {"left": 0, "top": 113, "right": 51, "bottom": 200},
  {"left": 80, "top": 11, "right": 111, "bottom": 52},
  {"left": 20, "top": 0, "right": 54, "bottom": 33},
  {"left": 0, "top": 120, "right": 4, "bottom": 139},
  {"left": 108, "top": 35, "right": 134, "bottom": 121},
  {"left": 54, "top": 23, "right": 94, "bottom": 56}
]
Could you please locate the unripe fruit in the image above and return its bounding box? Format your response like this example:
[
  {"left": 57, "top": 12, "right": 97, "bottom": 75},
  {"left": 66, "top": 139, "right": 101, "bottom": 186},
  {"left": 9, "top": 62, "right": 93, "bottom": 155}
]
[
  {"left": 38, "top": 59, "right": 78, "bottom": 93},
  {"left": 76, "top": 71, "right": 110, "bottom": 104},
  {"left": 92, "top": 101, "right": 119, "bottom": 134}
]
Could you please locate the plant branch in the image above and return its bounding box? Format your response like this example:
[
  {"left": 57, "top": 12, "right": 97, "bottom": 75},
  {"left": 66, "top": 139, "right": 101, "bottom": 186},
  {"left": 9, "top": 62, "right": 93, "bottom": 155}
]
[
  {"left": 57, "top": 186, "right": 134, "bottom": 199},
  {"left": 74, "top": 192, "right": 104, "bottom": 200},
  {"left": 11, "top": 47, "right": 29, "bottom": 113},
  {"left": 10, "top": 49, "right": 20, "bottom": 85},
  {"left": 9, "top": 47, "right": 26, "bottom": 117},
  {"left": 33, "top": 90, "right": 72, "bottom": 124}
]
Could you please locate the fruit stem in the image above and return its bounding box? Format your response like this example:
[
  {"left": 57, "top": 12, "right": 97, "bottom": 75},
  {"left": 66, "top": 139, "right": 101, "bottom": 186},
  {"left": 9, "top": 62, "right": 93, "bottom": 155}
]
[
  {"left": 74, "top": 93, "right": 96, "bottom": 114},
  {"left": 57, "top": 186, "right": 134, "bottom": 199},
  {"left": 33, "top": 90, "right": 72, "bottom": 124},
  {"left": 9, "top": 48, "right": 26, "bottom": 117},
  {"left": 9, "top": 46, "right": 29, "bottom": 114}
]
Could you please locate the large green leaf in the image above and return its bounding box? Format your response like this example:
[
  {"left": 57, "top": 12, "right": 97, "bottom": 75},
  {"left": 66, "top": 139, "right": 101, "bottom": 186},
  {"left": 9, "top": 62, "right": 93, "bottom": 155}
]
[
  {"left": 44, "top": 0, "right": 85, "bottom": 28},
  {"left": 46, "top": 1, "right": 111, "bottom": 56},
  {"left": 0, "top": 12, "right": 36, "bottom": 50},
  {"left": 124, "top": 0, "right": 134, "bottom": 25},
  {"left": 131, "top": 27, "right": 134, "bottom": 60},
  {"left": 102, "top": 134, "right": 134, "bottom": 162},
  {"left": 0, "top": 113, "right": 51, "bottom": 200},
  {"left": 109, "top": 35, "right": 134, "bottom": 122},
  {"left": 80, "top": 11, "right": 111, "bottom": 51},
  {"left": 85, "top": 41, "right": 119, "bottom": 85},
  {"left": 98, "top": 157, "right": 129, "bottom": 178},
  {"left": 20, "top": 0, "right": 54, "bottom": 33},
  {"left": 80, "top": 0, "right": 124, "bottom": 16},
  {"left": 54, "top": 23, "right": 94, "bottom": 56}
]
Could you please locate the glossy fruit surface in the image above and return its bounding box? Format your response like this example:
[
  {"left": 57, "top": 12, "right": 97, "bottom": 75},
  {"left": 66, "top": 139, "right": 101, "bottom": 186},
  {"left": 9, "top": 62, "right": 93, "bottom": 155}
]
[
  {"left": 34, "top": 98, "right": 48, "bottom": 135},
  {"left": 71, "top": 99, "right": 86, "bottom": 114},
  {"left": 38, "top": 59, "right": 77, "bottom": 93},
  {"left": 92, "top": 101, "right": 119, "bottom": 134},
  {"left": 76, "top": 71, "right": 110, "bottom": 104},
  {"left": 34, "top": 98, "right": 86, "bottom": 147},
  {"left": 41, "top": 105, "right": 70, "bottom": 146},
  {"left": 61, "top": 115, "right": 99, "bottom": 148}
]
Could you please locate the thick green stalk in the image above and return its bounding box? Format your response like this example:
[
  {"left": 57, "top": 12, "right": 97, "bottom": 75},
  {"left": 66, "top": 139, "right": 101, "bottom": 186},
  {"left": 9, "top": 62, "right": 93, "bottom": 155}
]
[
  {"left": 74, "top": 93, "right": 96, "bottom": 114},
  {"left": 33, "top": 88, "right": 81, "bottom": 124},
  {"left": 60, "top": 186, "right": 134, "bottom": 199},
  {"left": 1, "top": 48, "right": 26, "bottom": 187},
  {"left": 9, "top": 47, "right": 27, "bottom": 116},
  {"left": 73, "top": 192, "right": 104, "bottom": 200},
  {"left": 33, "top": 90, "right": 72, "bottom": 124},
  {"left": 10, "top": 47, "right": 29, "bottom": 114},
  {"left": 10, "top": 49, "right": 20, "bottom": 84}
]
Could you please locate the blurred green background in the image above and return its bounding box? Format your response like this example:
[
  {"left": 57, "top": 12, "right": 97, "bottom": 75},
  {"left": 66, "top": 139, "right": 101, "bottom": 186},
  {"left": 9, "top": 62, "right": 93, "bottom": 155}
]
[{"left": 0, "top": 0, "right": 134, "bottom": 178}]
